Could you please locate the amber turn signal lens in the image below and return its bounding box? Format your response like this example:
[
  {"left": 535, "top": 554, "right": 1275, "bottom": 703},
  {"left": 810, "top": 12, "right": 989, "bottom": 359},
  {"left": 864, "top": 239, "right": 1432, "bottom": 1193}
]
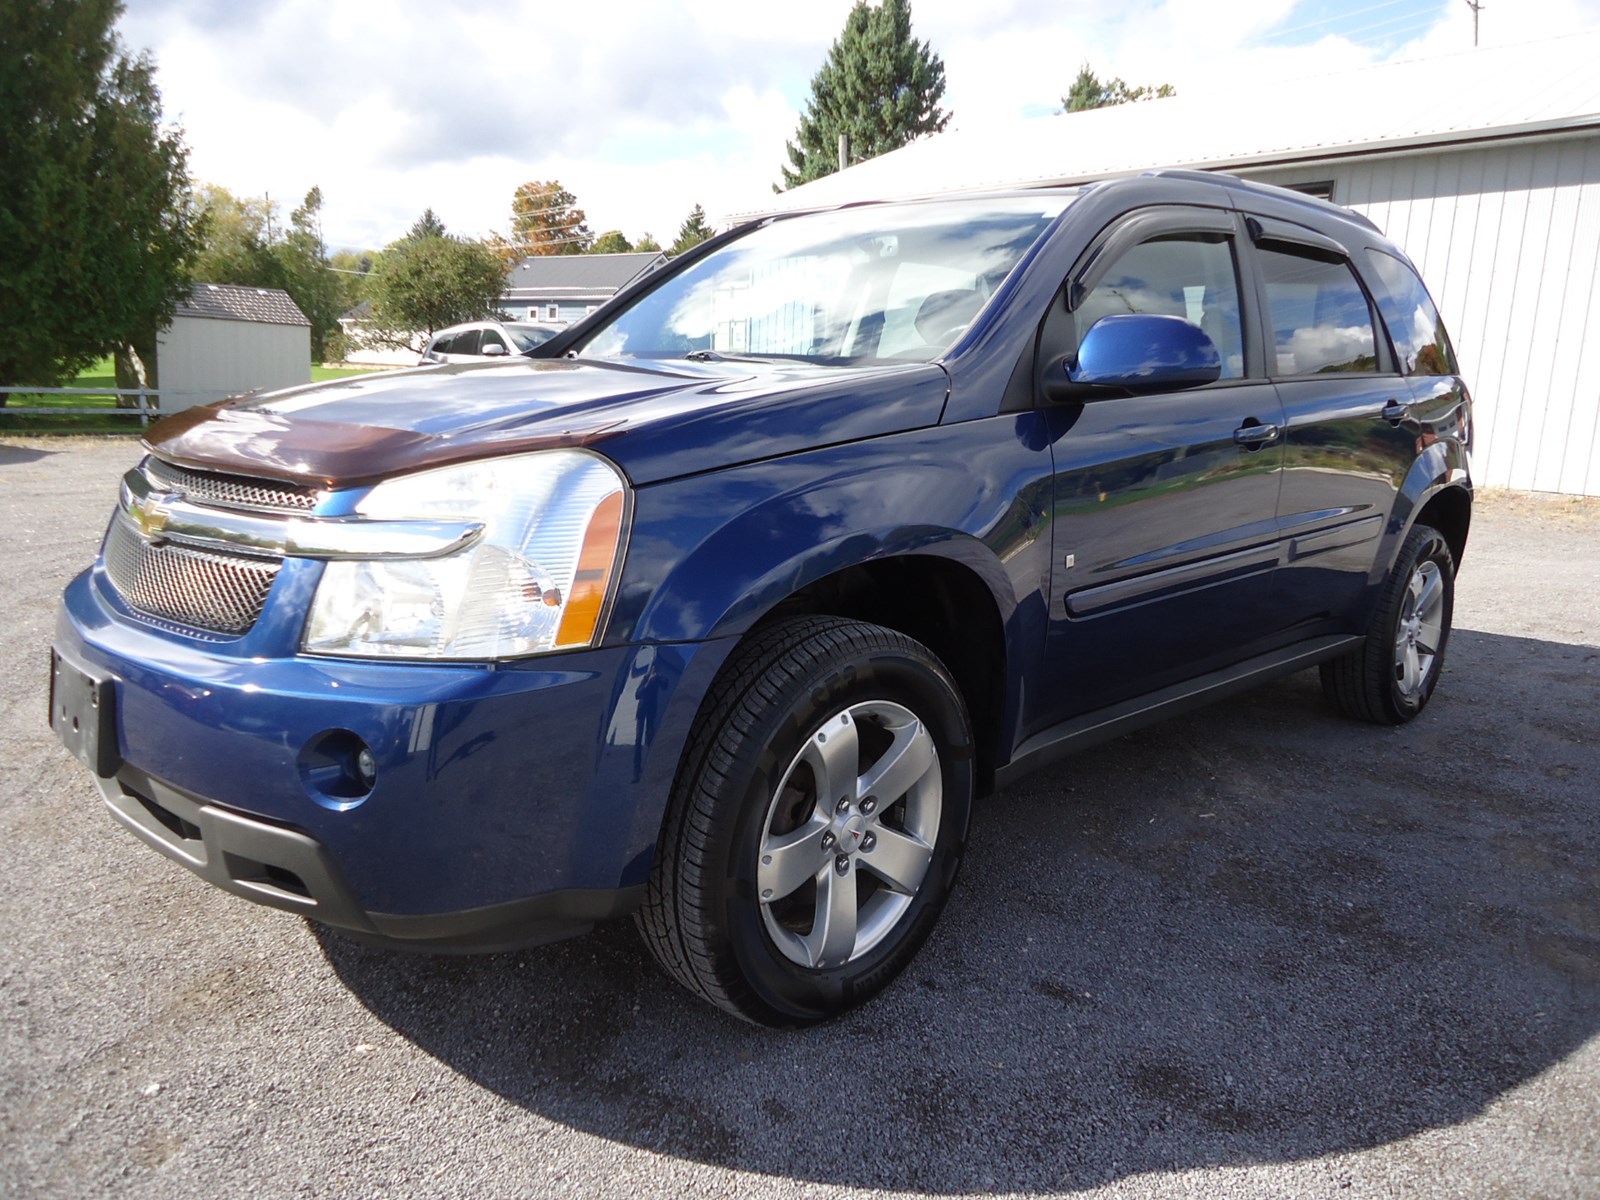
[{"left": 554, "top": 490, "right": 624, "bottom": 648}]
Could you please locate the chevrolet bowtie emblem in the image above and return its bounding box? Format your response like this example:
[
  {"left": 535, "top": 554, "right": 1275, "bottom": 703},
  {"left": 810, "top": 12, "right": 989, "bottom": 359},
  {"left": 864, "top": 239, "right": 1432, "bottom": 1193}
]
[{"left": 129, "top": 489, "right": 180, "bottom": 542}]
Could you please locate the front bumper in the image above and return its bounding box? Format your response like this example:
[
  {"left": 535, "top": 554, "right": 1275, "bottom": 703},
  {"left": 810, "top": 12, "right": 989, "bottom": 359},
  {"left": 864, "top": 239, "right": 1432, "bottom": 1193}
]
[
  {"left": 54, "top": 560, "right": 733, "bottom": 951},
  {"left": 97, "top": 764, "right": 640, "bottom": 951}
]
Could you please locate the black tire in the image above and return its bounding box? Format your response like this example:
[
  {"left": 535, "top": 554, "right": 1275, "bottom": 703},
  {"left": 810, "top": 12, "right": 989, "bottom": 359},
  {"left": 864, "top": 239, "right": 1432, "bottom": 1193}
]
[
  {"left": 635, "top": 616, "right": 974, "bottom": 1026},
  {"left": 1321, "top": 522, "right": 1456, "bottom": 724}
]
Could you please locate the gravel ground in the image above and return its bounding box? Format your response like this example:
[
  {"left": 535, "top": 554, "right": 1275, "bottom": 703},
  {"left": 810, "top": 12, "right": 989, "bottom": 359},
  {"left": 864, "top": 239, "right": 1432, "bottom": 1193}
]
[{"left": 2, "top": 436, "right": 1597, "bottom": 1200}]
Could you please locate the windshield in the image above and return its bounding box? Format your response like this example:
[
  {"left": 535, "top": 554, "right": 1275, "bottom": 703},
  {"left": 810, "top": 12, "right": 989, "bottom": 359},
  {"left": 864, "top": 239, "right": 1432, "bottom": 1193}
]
[
  {"left": 505, "top": 324, "right": 555, "bottom": 353},
  {"left": 576, "top": 196, "right": 1072, "bottom": 365}
]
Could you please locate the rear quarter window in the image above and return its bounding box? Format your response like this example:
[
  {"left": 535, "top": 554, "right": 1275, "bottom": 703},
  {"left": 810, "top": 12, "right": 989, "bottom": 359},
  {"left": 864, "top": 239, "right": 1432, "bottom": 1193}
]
[{"left": 1366, "top": 250, "right": 1459, "bottom": 376}]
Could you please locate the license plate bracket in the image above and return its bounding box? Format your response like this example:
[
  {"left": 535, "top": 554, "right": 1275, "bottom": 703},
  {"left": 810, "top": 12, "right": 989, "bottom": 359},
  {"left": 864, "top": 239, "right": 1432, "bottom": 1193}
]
[{"left": 49, "top": 649, "right": 121, "bottom": 778}]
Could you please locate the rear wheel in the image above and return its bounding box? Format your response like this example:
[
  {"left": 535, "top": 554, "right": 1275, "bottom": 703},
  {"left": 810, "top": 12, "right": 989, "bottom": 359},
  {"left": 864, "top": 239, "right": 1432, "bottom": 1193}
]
[
  {"left": 636, "top": 616, "right": 974, "bottom": 1026},
  {"left": 1321, "top": 522, "right": 1455, "bottom": 724}
]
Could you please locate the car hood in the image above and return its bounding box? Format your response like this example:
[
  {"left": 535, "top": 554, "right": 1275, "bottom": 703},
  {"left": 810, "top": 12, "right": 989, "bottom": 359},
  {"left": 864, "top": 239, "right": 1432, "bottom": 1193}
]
[{"left": 145, "top": 357, "right": 951, "bottom": 487}]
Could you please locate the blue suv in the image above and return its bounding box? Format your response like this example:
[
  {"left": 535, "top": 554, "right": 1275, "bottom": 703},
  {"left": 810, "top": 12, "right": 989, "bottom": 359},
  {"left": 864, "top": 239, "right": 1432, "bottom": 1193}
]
[{"left": 50, "top": 172, "right": 1472, "bottom": 1025}]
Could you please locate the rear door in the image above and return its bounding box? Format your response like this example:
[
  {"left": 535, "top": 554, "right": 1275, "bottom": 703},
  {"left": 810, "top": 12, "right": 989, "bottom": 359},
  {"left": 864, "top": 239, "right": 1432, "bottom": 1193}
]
[
  {"left": 1038, "top": 207, "right": 1288, "bottom": 723},
  {"left": 1242, "top": 218, "right": 1416, "bottom": 633}
]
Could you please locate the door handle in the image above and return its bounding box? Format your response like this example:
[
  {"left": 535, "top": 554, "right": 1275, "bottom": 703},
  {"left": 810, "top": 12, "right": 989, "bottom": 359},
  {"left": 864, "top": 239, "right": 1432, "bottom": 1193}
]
[
  {"left": 1382, "top": 399, "right": 1412, "bottom": 425},
  {"left": 1233, "top": 421, "right": 1280, "bottom": 447}
]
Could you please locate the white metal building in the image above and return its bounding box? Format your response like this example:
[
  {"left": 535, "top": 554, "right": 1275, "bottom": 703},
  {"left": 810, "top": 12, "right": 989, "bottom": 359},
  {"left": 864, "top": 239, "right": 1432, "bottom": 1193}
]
[
  {"left": 157, "top": 284, "right": 311, "bottom": 413},
  {"left": 730, "top": 32, "right": 1600, "bottom": 496}
]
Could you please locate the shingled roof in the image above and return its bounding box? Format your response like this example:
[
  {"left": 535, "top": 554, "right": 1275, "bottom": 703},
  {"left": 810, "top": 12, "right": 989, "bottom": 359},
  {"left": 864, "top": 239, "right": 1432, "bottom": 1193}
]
[
  {"left": 176, "top": 283, "right": 310, "bottom": 326},
  {"left": 503, "top": 251, "right": 666, "bottom": 299}
]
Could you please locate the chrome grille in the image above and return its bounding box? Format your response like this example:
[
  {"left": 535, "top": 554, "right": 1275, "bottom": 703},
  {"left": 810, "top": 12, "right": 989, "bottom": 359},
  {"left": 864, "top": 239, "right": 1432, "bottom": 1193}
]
[
  {"left": 104, "top": 517, "right": 280, "bottom": 635},
  {"left": 144, "top": 458, "right": 319, "bottom": 513}
]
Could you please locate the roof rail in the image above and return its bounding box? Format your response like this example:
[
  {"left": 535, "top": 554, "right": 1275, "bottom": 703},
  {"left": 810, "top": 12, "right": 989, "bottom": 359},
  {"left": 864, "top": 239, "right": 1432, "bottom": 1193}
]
[{"left": 1139, "top": 167, "right": 1382, "bottom": 234}]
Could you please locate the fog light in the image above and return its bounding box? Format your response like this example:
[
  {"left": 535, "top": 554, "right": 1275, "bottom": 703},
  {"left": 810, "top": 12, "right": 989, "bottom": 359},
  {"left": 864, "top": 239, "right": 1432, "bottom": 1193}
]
[{"left": 298, "top": 729, "right": 377, "bottom": 809}]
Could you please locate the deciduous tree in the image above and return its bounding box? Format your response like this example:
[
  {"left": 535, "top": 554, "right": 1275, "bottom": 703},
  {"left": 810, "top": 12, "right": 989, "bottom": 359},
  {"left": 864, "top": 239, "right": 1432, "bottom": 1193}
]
[
  {"left": 191, "top": 184, "right": 347, "bottom": 362},
  {"left": 589, "top": 230, "right": 633, "bottom": 254},
  {"left": 493, "top": 181, "right": 592, "bottom": 259},
  {"left": 191, "top": 184, "right": 284, "bottom": 289},
  {"left": 0, "top": 0, "right": 201, "bottom": 393},
  {"left": 778, "top": 0, "right": 949, "bottom": 191},
  {"left": 364, "top": 216, "right": 506, "bottom": 352}
]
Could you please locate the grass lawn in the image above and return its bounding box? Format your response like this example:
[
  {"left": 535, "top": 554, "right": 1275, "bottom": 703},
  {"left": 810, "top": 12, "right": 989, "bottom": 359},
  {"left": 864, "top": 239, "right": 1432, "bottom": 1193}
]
[
  {"left": 312, "top": 364, "right": 389, "bottom": 382},
  {"left": 0, "top": 356, "right": 133, "bottom": 435},
  {"left": 1, "top": 359, "right": 389, "bottom": 436}
]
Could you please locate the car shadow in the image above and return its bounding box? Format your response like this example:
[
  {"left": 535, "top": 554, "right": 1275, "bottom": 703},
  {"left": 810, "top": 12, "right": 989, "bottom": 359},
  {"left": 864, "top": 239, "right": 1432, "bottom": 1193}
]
[
  {"left": 316, "top": 627, "right": 1600, "bottom": 1193},
  {"left": 0, "top": 442, "right": 59, "bottom": 466}
]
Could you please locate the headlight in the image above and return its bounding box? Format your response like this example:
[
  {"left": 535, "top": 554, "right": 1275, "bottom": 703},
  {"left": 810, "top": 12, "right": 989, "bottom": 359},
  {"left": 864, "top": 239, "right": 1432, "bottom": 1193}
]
[{"left": 303, "top": 450, "right": 627, "bottom": 660}]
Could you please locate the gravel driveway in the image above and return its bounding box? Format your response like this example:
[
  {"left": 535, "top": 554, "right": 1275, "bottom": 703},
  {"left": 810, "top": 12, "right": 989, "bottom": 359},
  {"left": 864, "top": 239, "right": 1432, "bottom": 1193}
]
[{"left": 2, "top": 437, "right": 1597, "bottom": 1200}]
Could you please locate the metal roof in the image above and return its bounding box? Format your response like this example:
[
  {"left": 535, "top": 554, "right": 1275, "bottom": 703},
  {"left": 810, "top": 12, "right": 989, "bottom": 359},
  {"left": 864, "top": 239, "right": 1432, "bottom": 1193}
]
[
  {"left": 503, "top": 251, "right": 667, "bottom": 299},
  {"left": 176, "top": 283, "right": 309, "bottom": 326},
  {"left": 725, "top": 28, "right": 1600, "bottom": 224}
]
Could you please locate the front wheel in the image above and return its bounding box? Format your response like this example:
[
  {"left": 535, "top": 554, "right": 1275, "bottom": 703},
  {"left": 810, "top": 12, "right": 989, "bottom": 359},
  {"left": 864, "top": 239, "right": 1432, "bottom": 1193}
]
[
  {"left": 1321, "top": 522, "right": 1456, "bottom": 724},
  {"left": 636, "top": 616, "right": 974, "bottom": 1026}
]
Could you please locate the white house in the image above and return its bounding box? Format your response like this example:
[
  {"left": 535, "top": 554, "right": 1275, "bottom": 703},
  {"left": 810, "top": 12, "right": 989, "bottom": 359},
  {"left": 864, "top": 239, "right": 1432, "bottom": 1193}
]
[
  {"left": 728, "top": 31, "right": 1600, "bottom": 497},
  {"left": 157, "top": 284, "right": 311, "bottom": 412}
]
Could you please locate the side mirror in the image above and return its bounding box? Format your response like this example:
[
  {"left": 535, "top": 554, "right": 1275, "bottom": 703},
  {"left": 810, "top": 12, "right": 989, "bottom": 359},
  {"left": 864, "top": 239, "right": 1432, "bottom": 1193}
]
[
  {"left": 1046, "top": 313, "right": 1222, "bottom": 400},
  {"left": 481, "top": 342, "right": 508, "bottom": 357}
]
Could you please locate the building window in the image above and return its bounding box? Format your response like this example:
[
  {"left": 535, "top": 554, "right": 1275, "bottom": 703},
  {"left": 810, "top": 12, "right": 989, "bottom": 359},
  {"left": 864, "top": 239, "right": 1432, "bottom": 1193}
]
[
  {"left": 547, "top": 304, "right": 559, "bottom": 321},
  {"left": 526, "top": 307, "right": 538, "bottom": 321},
  {"left": 1285, "top": 180, "right": 1336, "bottom": 202}
]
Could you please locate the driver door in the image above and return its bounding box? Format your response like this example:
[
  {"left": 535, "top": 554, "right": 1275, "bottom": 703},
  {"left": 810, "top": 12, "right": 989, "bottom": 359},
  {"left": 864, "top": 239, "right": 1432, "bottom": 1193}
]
[{"left": 1035, "top": 208, "right": 1288, "bottom": 726}]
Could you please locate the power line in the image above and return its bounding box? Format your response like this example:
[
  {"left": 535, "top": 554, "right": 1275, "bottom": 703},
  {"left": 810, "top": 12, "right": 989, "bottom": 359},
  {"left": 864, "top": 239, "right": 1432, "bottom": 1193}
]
[
  {"left": 1263, "top": 0, "right": 1415, "bottom": 40},
  {"left": 1338, "top": 13, "right": 1447, "bottom": 50}
]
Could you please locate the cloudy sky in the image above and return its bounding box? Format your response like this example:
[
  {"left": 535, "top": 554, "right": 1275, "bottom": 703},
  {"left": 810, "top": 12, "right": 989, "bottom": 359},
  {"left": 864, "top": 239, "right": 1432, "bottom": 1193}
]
[{"left": 116, "top": 0, "right": 1600, "bottom": 253}]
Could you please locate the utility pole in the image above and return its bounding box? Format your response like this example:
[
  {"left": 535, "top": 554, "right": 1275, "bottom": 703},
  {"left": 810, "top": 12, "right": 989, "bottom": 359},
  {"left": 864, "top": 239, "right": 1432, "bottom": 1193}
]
[{"left": 1464, "top": 0, "right": 1483, "bottom": 46}]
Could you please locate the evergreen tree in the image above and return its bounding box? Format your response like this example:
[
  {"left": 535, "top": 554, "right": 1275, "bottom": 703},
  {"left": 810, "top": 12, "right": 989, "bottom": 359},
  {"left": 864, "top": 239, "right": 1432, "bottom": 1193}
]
[
  {"left": 670, "top": 205, "right": 715, "bottom": 255},
  {"left": 273, "top": 187, "right": 344, "bottom": 362},
  {"left": 0, "top": 0, "right": 201, "bottom": 391},
  {"left": 408, "top": 208, "right": 447, "bottom": 239},
  {"left": 493, "top": 180, "right": 592, "bottom": 259},
  {"left": 778, "top": 0, "right": 949, "bottom": 191},
  {"left": 634, "top": 232, "right": 662, "bottom": 253},
  {"left": 1062, "top": 63, "right": 1175, "bottom": 112}
]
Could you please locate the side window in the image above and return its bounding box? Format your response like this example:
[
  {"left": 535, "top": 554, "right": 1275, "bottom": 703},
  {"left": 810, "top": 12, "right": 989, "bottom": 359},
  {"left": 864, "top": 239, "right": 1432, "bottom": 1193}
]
[
  {"left": 1366, "top": 250, "right": 1458, "bottom": 376},
  {"left": 1077, "top": 233, "right": 1244, "bottom": 378},
  {"left": 480, "top": 330, "right": 509, "bottom": 354},
  {"left": 1258, "top": 245, "right": 1378, "bottom": 376}
]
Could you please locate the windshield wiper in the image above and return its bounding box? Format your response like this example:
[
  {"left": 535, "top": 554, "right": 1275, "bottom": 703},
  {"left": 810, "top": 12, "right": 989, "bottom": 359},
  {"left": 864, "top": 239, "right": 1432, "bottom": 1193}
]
[{"left": 684, "top": 349, "right": 810, "bottom": 365}]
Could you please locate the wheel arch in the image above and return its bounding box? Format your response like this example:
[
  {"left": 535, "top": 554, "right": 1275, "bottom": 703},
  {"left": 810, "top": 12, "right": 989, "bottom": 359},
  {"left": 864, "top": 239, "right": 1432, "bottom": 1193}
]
[
  {"left": 746, "top": 553, "right": 1010, "bottom": 797},
  {"left": 1411, "top": 482, "right": 1471, "bottom": 569},
  {"left": 1375, "top": 437, "right": 1472, "bottom": 584}
]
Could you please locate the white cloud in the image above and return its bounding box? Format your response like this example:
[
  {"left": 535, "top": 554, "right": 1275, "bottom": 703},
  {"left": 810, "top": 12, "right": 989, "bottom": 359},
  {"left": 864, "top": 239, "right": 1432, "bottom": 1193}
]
[{"left": 115, "top": 0, "right": 1600, "bottom": 250}]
